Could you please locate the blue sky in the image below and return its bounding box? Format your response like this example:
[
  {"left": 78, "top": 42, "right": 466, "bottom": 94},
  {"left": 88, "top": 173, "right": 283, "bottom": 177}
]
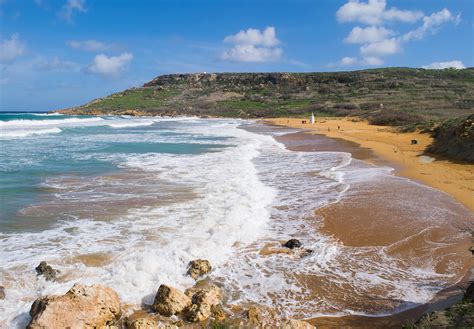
[{"left": 0, "top": 0, "right": 472, "bottom": 111}]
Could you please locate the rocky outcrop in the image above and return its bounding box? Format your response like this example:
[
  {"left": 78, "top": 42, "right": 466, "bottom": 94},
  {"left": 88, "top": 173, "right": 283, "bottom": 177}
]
[
  {"left": 35, "top": 261, "right": 58, "bottom": 281},
  {"left": 427, "top": 114, "right": 474, "bottom": 163},
  {"left": 186, "top": 286, "right": 223, "bottom": 323},
  {"left": 283, "top": 239, "right": 302, "bottom": 249},
  {"left": 413, "top": 281, "right": 474, "bottom": 328},
  {"left": 186, "top": 259, "right": 212, "bottom": 280},
  {"left": 27, "top": 283, "right": 121, "bottom": 329},
  {"left": 153, "top": 285, "right": 191, "bottom": 316}
]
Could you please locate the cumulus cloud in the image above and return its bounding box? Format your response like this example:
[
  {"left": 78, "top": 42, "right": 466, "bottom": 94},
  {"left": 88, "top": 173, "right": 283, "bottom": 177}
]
[
  {"left": 0, "top": 33, "right": 26, "bottom": 64},
  {"left": 340, "top": 56, "right": 359, "bottom": 66},
  {"left": 336, "top": 0, "right": 423, "bottom": 25},
  {"left": 59, "top": 0, "right": 86, "bottom": 22},
  {"left": 402, "top": 8, "right": 460, "bottom": 42},
  {"left": 422, "top": 60, "right": 465, "bottom": 70},
  {"left": 221, "top": 26, "right": 283, "bottom": 62},
  {"left": 344, "top": 26, "right": 394, "bottom": 44},
  {"left": 336, "top": 3, "right": 461, "bottom": 67},
  {"left": 360, "top": 37, "right": 401, "bottom": 56},
  {"left": 85, "top": 53, "right": 133, "bottom": 77},
  {"left": 66, "top": 40, "right": 113, "bottom": 52},
  {"left": 335, "top": 55, "right": 383, "bottom": 67}
]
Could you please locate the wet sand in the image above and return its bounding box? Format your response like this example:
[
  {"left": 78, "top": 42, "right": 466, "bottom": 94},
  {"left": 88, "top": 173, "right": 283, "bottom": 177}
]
[
  {"left": 265, "top": 121, "right": 474, "bottom": 328},
  {"left": 268, "top": 118, "right": 474, "bottom": 211}
]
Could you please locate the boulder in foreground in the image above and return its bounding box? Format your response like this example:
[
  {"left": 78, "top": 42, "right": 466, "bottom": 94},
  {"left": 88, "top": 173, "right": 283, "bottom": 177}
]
[
  {"left": 186, "top": 286, "right": 223, "bottom": 322},
  {"left": 153, "top": 284, "right": 191, "bottom": 316},
  {"left": 27, "top": 283, "right": 121, "bottom": 329}
]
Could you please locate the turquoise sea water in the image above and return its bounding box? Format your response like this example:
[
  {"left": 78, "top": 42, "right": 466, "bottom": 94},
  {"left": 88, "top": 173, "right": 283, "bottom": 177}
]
[{"left": 0, "top": 113, "right": 230, "bottom": 233}]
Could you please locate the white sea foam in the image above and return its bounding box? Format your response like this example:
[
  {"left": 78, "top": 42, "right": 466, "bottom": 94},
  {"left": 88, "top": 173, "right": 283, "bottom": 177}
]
[
  {"left": 0, "top": 127, "right": 62, "bottom": 138},
  {"left": 0, "top": 120, "right": 279, "bottom": 327},
  {"left": 0, "top": 117, "right": 104, "bottom": 128},
  {"left": 0, "top": 116, "right": 159, "bottom": 139},
  {"left": 106, "top": 120, "right": 155, "bottom": 128}
]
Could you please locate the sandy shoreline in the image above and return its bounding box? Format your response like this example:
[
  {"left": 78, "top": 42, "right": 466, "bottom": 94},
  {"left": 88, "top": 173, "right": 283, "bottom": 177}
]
[
  {"left": 264, "top": 119, "right": 473, "bottom": 328},
  {"left": 267, "top": 117, "right": 474, "bottom": 211}
]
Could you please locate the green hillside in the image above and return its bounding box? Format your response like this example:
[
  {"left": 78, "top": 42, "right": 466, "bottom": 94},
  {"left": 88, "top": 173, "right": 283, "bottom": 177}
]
[{"left": 58, "top": 68, "right": 474, "bottom": 127}]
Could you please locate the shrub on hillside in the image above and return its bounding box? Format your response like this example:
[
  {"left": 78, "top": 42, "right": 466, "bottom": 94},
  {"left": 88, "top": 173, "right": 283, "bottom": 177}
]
[{"left": 366, "top": 110, "right": 422, "bottom": 126}]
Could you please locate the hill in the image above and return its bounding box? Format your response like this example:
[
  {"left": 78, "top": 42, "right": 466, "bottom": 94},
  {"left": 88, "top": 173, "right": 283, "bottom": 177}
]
[{"left": 57, "top": 68, "right": 474, "bottom": 126}]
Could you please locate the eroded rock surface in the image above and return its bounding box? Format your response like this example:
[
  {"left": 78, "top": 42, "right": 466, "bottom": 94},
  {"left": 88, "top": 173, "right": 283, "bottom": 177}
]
[
  {"left": 153, "top": 285, "right": 191, "bottom": 317},
  {"left": 186, "top": 259, "right": 212, "bottom": 280},
  {"left": 186, "top": 285, "right": 223, "bottom": 322},
  {"left": 27, "top": 283, "right": 121, "bottom": 329}
]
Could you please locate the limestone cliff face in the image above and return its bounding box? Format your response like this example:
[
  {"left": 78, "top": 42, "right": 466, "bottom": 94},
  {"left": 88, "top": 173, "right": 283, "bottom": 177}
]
[{"left": 56, "top": 68, "right": 474, "bottom": 121}]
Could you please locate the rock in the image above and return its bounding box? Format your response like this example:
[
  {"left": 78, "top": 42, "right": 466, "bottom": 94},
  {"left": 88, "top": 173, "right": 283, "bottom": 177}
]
[
  {"left": 281, "top": 319, "right": 315, "bottom": 329},
  {"left": 126, "top": 316, "right": 157, "bottom": 329},
  {"left": 153, "top": 285, "right": 191, "bottom": 317},
  {"left": 247, "top": 306, "right": 263, "bottom": 325},
  {"left": 464, "top": 281, "right": 474, "bottom": 302},
  {"left": 35, "top": 261, "right": 58, "bottom": 281},
  {"left": 0, "top": 286, "right": 5, "bottom": 299},
  {"left": 27, "top": 283, "right": 121, "bottom": 329},
  {"left": 186, "top": 287, "right": 223, "bottom": 322},
  {"left": 211, "top": 304, "right": 226, "bottom": 321},
  {"left": 186, "top": 259, "right": 212, "bottom": 280},
  {"left": 283, "top": 239, "right": 302, "bottom": 249}
]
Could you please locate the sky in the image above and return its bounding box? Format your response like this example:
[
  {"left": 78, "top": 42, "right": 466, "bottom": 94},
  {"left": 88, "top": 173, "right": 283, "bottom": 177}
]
[{"left": 0, "top": 0, "right": 472, "bottom": 111}]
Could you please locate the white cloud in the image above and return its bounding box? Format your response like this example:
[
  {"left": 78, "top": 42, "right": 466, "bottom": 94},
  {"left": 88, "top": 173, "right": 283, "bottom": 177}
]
[
  {"left": 422, "top": 60, "right": 465, "bottom": 70},
  {"left": 344, "top": 26, "right": 394, "bottom": 44},
  {"left": 335, "top": 55, "right": 383, "bottom": 67},
  {"left": 336, "top": 0, "right": 423, "bottom": 25},
  {"left": 224, "top": 26, "right": 280, "bottom": 47},
  {"left": 85, "top": 53, "right": 133, "bottom": 77},
  {"left": 59, "top": 0, "right": 86, "bottom": 22},
  {"left": 340, "top": 57, "right": 359, "bottom": 66},
  {"left": 363, "top": 56, "right": 384, "bottom": 65},
  {"left": 221, "top": 45, "right": 282, "bottom": 63},
  {"left": 402, "top": 8, "right": 460, "bottom": 42},
  {"left": 221, "top": 26, "right": 283, "bottom": 62},
  {"left": 337, "top": 4, "right": 461, "bottom": 68},
  {"left": 66, "top": 40, "right": 112, "bottom": 52},
  {"left": 35, "top": 57, "right": 79, "bottom": 71},
  {"left": 0, "top": 33, "right": 26, "bottom": 64},
  {"left": 360, "top": 38, "right": 401, "bottom": 56}
]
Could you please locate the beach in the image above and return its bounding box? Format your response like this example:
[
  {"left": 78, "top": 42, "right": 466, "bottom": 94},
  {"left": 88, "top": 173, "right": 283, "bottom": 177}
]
[
  {"left": 1, "top": 114, "right": 473, "bottom": 328},
  {"left": 268, "top": 117, "right": 474, "bottom": 211},
  {"left": 264, "top": 120, "right": 474, "bottom": 327}
]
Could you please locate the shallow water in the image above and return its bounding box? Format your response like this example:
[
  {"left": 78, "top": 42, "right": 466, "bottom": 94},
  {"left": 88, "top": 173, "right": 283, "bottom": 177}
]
[{"left": 0, "top": 114, "right": 472, "bottom": 327}]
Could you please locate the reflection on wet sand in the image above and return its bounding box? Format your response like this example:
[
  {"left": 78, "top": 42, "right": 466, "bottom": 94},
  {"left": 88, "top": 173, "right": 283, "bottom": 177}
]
[{"left": 272, "top": 127, "right": 473, "bottom": 326}]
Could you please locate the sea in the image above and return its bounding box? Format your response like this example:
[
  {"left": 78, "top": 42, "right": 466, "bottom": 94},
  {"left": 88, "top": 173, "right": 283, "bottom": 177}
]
[{"left": 0, "top": 112, "right": 472, "bottom": 327}]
